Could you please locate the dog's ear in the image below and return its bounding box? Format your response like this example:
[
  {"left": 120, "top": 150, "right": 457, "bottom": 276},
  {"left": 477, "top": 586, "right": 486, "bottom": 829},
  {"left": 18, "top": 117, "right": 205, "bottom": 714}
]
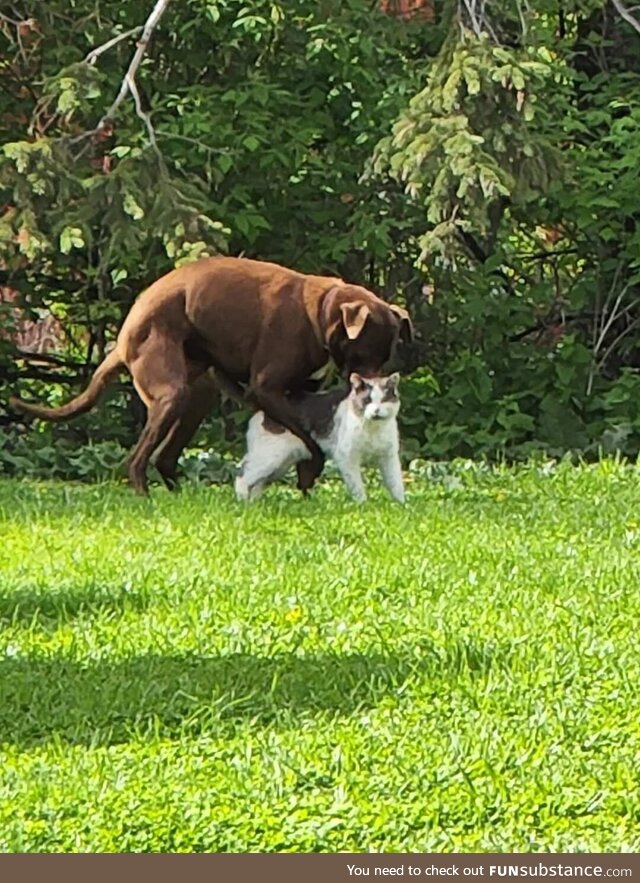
[
  {"left": 350, "top": 372, "right": 366, "bottom": 392},
  {"left": 341, "top": 302, "right": 371, "bottom": 340},
  {"left": 389, "top": 304, "right": 414, "bottom": 343}
]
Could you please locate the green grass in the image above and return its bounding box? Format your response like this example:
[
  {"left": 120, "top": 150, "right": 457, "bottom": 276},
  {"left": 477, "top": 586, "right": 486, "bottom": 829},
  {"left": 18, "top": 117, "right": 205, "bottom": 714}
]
[{"left": 0, "top": 461, "right": 639, "bottom": 852}]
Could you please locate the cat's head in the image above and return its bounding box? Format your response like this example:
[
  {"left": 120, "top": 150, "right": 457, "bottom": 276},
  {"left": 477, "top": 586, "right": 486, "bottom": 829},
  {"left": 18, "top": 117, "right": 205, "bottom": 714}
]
[{"left": 348, "top": 373, "right": 400, "bottom": 422}]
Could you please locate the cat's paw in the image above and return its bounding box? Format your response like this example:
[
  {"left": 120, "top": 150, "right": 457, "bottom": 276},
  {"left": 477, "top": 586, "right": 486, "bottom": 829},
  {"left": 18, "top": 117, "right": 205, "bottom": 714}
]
[{"left": 234, "top": 475, "right": 250, "bottom": 502}]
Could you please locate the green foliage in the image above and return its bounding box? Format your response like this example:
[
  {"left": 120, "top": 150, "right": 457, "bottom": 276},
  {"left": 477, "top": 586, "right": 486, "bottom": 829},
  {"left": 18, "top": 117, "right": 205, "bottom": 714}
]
[
  {"left": 1, "top": 0, "right": 432, "bottom": 447},
  {"left": 373, "top": 30, "right": 565, "bottom": 262},
  {"left": 1, "top": 464, "right": 639, "bottom": 850},
  {"left": 0, "top": 429, "right": 127, "bottom": 481},
  {"left": 0, "top": 1, "right": 427, "bottom": 287},
  {"left": 368, "top": 1, "right": 640, "bottom": 461},
  {"left": 0, "top": 428, "right": 241, "bottom": 484},
  {"left": 400, "top": 350, "right": 640, "bottom": 461},
  {"left": 5, "top": 0, "right": 640, "bottom": 466}
]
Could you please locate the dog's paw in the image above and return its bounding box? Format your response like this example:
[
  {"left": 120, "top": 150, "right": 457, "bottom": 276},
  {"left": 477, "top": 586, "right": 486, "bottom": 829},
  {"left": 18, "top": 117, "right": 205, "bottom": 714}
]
[{"left": 295, "top": 459, "right": 316, "bottom": 491}]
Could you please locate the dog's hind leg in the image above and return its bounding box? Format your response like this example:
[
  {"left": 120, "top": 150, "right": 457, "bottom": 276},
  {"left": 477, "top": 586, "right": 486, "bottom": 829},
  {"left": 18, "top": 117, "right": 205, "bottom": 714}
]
[
  {"left": 155, "top": 368, "right": 250, "bottom": 491},
  {"left": 154, "top": 369, "right": 220, "bottom": 490},
  {"left": 127, "top": 335, "right": 190, "bottom": 495}
]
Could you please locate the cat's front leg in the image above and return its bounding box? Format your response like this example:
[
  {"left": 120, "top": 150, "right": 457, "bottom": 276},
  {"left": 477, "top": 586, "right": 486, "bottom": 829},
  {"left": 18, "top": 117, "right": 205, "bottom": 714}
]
[
  {"left": 235, "top": 462, "right": 267, "bottom": 502},
  {"left": 335, "top": 457, "right": 367, "bottom": 503},
  {"left": 379, "top": 452, "right": 405, "bottom": 504}
]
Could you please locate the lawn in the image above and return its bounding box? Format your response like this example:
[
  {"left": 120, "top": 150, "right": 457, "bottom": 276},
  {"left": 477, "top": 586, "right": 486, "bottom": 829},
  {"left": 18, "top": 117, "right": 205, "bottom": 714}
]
[{"left": 0, "top": 461, "right": 639, "bottom": 852}]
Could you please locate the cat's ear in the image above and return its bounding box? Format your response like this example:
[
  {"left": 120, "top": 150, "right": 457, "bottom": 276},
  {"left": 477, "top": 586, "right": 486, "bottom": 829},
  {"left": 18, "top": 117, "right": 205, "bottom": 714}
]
[
  {"left": 350, "top": 373, "right": 366, "bottom": 392},
  {"left": 386, "top": 372, "right": 400, "bottom": 394}
]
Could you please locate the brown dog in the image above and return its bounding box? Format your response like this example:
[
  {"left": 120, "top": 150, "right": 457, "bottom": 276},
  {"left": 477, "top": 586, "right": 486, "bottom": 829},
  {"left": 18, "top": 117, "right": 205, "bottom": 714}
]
[{"left": 9, "top": 257, "right": 413, "bottom": 494}]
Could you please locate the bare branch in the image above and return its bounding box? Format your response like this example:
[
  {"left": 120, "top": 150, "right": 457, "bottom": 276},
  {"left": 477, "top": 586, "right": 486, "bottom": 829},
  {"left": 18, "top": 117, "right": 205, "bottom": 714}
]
[
  {"left": 60, "top": 1, "right": 171, "bottom": 159},
  {"left": 126, "top": 71, "right": 165, "bottom": 167},
  {"left": 83, "top": 26, "right": 142, "bottom": 65},
  {"left": 0, "top": 11, "right": 21, "bottom": 26},
  {"left": 102, "top": 0, "right": 171, "bottom": 124},
  {"left": 611, "top": 0, "right": 640, "bottom": 35},
  {"left": 460, "top": 0, "right": 500, "bottom": 42},
  {"left": 461, "top": 0, "right": 481, "bottom": 35},
  {"left": 156, "top": 131, "right": 231, "bottom": 154},
  {"left": 517, "top": 248, "right": 577, "bottom": 261},
  {"left": 587, "top": 273, "right": 637, "bottom": 395},
  {"left": 14, "top": 349, "right": 86, "bottom": 370},
  {"left": 596, "top": 316, "right": 640, "bottom": 375},
  {"left": 515, "top": 0, "right": 527, "bottom": 40}
]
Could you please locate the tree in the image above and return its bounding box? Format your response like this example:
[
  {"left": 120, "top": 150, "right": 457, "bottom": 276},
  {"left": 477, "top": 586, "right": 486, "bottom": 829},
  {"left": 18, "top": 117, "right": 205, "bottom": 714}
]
[
  {"left": 370, "top": 0, "right": 640, "bottom": 459},
  {"left": 0, "top": 0, "right": 434, "bottom": 462},
  {"left": 5, "top": 0, "right": 640, "bottom": 476}
]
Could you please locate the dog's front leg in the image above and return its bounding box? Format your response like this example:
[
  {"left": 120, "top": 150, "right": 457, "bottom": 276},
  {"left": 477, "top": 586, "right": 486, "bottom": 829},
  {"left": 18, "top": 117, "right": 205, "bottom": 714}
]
[
  {"left": 296, "top": 460, "right": 318, "bottom": 495},
  {"left": 250, "top": 384, "right": 325, "bottom": 488}
]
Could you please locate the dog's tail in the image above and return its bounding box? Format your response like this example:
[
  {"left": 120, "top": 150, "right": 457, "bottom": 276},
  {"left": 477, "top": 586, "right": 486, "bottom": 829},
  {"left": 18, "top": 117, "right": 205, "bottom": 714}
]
[{"left": 9, "top": 347, "right": 124, "bottom": 422}]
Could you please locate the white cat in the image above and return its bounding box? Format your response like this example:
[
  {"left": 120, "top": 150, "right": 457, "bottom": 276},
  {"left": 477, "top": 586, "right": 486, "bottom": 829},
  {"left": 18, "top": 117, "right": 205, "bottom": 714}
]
[{"left": 235, "top": 373, "right": 405, "bottom": 503}]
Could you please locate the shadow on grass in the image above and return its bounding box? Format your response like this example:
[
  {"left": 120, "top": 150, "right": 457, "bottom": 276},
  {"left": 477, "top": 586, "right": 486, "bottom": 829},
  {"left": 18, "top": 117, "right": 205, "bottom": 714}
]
[
  {"left": 0, "top": 651, "right": 411, "bottom": 747},
  {"left": 0, "top": 584, "right": 149, "bottom": 625},
  {"left": 0, "top": 640, "right": 510, "bottom": 748}
]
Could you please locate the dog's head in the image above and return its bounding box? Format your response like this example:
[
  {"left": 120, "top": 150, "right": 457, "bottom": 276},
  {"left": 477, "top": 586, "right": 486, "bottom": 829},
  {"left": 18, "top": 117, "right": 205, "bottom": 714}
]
[
  {"left": 321, "top": 284, "right": 414, "bottom": 377},
  {"left": 349, "top": 372, "right": 400, "bottom": 422}
]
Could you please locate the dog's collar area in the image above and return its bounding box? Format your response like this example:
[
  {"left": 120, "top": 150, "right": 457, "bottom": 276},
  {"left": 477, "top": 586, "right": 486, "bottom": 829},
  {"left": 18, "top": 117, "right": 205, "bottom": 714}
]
[{"left": 317, "top": 285, "right": 342, "bottom": 347}]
